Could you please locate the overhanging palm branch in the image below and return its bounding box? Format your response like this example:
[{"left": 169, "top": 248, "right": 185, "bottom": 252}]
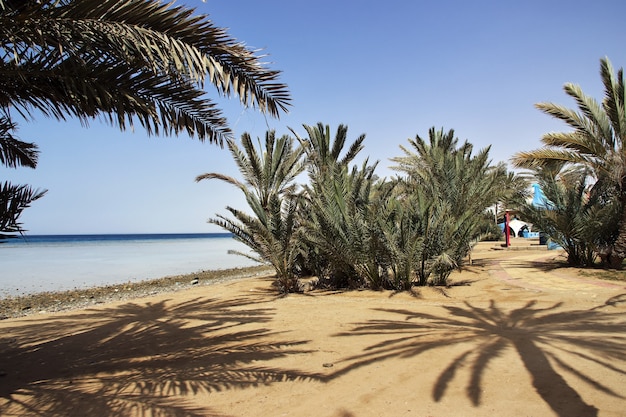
[
  {"left": 1, "top": 0, "right": 291, "bottom": 144},
  {"left": 0, "top": 0, "right": 291, "bottom": 238},
  {"left": 2, "top": 56, "right": 232, "bottom": 140}
]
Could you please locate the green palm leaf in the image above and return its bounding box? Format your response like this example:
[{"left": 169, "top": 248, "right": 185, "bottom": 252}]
[
  {"left": 0, "top": 116, "right": 38, "bottom": 168},
  {"left": 0, "top": 181, "right": 47, "bottom": 239},
  {"left": 1, "top": 0, "right": 291, "bottom": 143}
]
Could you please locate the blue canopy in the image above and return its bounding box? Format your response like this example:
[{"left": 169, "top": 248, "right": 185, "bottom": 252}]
[{"left": 531, "top": 183, "right": 550, "bottom": 209}]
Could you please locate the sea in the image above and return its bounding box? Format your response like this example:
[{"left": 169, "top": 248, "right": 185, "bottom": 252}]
[{"left": 0, "top": 233, "right": 258, "bottom": 298}]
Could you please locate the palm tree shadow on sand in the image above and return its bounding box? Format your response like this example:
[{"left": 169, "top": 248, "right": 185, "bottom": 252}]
[
  {"left": 0, "top": 296, "right": 323, "bottom": 416},
  {"left": 331, "top": 295, "right": 626, "bottom": 417}
]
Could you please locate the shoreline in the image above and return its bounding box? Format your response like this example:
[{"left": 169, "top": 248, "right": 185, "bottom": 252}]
[{"left": 0, "top": 265, "right": 274, "bottom": 320}]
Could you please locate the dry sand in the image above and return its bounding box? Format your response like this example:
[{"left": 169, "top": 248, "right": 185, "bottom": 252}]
[{"left": 0, "top": 243, "right": 625, "bottom": 416}]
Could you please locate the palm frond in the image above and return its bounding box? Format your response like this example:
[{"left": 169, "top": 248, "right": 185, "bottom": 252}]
[
  {"left": 535, "top": 102, "right": 601, "bottom": 141},
  {"left": 1, "top": 0, "right": 291, "bottom": 143},
  {"left": 562, "top": 83, "right": 615, "bottom": 149},
  {"left": 1, "top": 56, "right": 231, "bottom": 142},
  {"left": 194, "top": 172, "right": 245, "bottom": 189},
  {"left": 295, "top": 123, "right": 366, "bottom": 180},
  {"left": 0, "top": 116, "right": 39, "bottom": 168},
  {"left": 539, "top": 131, "right": 607, "bottom": 157},
  {"left": 512, "top": 148, "right": 590, "bottom": 168},
  {"left": 0, "top": 181, "right": 47, "bottom": 239},
  {"left": 600, "top": 57, "right": 626, "bottom": 143}
]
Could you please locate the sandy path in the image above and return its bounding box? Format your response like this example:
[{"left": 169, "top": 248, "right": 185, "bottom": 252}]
[{"left": 0, "top": 246, "right": 625, "bottom": 416}]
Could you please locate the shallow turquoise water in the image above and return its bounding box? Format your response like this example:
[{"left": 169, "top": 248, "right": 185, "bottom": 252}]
[{"left": 0, "top": 234, "right": 257, "bottom": 296}]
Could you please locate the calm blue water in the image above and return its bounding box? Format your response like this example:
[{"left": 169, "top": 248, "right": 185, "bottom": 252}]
[{"left": 0, "top": 233, "right": 259, "bottom": 297}]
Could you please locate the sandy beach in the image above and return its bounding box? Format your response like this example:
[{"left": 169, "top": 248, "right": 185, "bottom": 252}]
[{"left": 0, "top": 243, "right": 625, "bottom": 416}]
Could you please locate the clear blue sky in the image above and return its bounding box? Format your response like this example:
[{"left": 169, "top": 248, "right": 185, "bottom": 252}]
[{"left": 2, "top": 0, "right": 625, "bottom": 234}]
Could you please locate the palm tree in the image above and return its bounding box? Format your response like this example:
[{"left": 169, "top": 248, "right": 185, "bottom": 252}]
[
  {"left": 375, "top": 183, "right": 423, "bottom": 289},
  {"left": 512, "top": 57, "right": 626, "bottom": 268},
  {"left": 0, "top": 0, "right": 290, "bottom": 236},
  {"left": 301, "top": 160, "right": 381, "bottom": 289},
  {"left": 196, "top": 131, "right": 305, "bottom": 292},
  {"left": 520, "top": 163, "right": 599, "bottom": 266},
  {"left": 392, "top": 127, "right": 506, "bottom": 284},
  {"left": 292, "top": 123, "right": 376, "bottom": 289}
]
